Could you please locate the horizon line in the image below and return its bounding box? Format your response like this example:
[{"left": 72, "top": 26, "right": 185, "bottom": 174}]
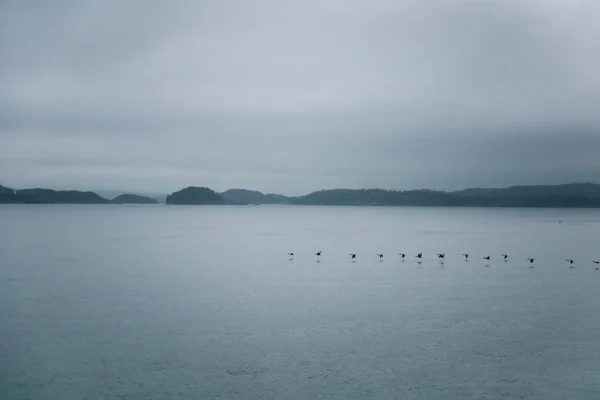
[{"left": 2, "top": 181, "right": 599, "bottom": 198}]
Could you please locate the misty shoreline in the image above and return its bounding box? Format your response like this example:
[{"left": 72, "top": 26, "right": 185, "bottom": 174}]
[{"left": 4, "top": 182, "right": 600, "bottom": 208}]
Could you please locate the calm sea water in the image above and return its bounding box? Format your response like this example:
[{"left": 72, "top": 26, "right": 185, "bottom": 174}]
[{"left": 1, "top": 204, "right": 600, "bottom": 399}]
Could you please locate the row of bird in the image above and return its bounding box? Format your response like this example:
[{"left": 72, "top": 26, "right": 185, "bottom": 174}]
[{"left": 287, "top": 251, "right": 600, "bottom": 268}]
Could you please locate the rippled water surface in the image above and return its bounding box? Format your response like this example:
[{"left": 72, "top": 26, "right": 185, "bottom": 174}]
[{"left": 2, "top": 204, "right": 600, "bottom": 399}]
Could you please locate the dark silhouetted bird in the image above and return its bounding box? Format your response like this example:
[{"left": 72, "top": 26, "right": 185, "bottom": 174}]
[
  {"left": 437, "top": 253, "right": 445, "bottom": 259},
  {"left": 350, "top": 253, "right": 356, "bottom": 259},
  {"left": 527, "top": 258, "right": 535, "bottom": 264},
  {"left": 501, "top": 254, "right": 508, "bottom": 261},
  {"left": 416, "top": 253, "right": 423, "bottom": 259},
  {"left": 463, "top": 253, "right": 469, "bottom": 260},
  {"left": 483, "top": 256, "right": 491, "bottom": 260},
  {"left": 399, "top": 253, "right": 406, "bottom": 259},
  {"left": 315, "top": 251, "right": 322, "bottom": 256},
  {"left": 377, "top": 254, "right": 384, "bottom": 259}
]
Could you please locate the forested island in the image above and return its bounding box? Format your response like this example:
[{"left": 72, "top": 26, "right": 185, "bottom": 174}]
[
  {"left": 165, "top": 186, "right": 230, "bottom": 205},
  {"left": 4, "top": 182, "right": 600, "bottom": 208},
  {"left": 0, "top": 185, "right": 109, "bottom": 204},
  {"left": 219, "top": 183, "right": 600, "bottom": 208},
  {"left": 220, "top": 189, "right": 290, "bottom": 205},
  {"left": 111, "top": 194, "right": 158, "bottom": 204},
  {"left": 0, "top": 185, "right": 157, "bottom": 204}
]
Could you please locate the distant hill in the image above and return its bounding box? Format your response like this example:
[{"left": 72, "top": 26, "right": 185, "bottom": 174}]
[
  {"left": 0, "top": 186, "right": 109, "bottom": 204},
  {"left": 96, "top": 190, "right": 167, "bottom": 204},
  {"left": 0, "top": 184, "right": 16, "bottom": 203},
  {"left": 111, "top": 194, "right": 158, "bottom": 204},
  {"left": 447, "top": 183, "right": 600, "bottom": 207},
  {"left": 264, "top": 193, "right": 291, "bottom": 203},
  {"left": 221, "top": 188, "right": 290, "bottom": 204},
  {"left": 292, "top": 188, "right": 455, "bottom": 206},
  {"left": 453, "top": 183, "right": 600, "bottom": 198},
  {"left": 0, "top": 184, "right": 14, "bottom": 194},
  {"left": 293, "top": 189, "right": 392, "bottom": 205},
  {"left": 220, "top": 189, "right": 264, "bottom": 204},
  {"left": 166, "top": 186, "right": 229, "bottom": 205},
  {"left": 288, "top": 184, "right": 600, "bottom": 207}
]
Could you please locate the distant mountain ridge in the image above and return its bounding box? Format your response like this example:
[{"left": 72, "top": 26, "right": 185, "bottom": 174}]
[{"left": 4, "top": 182, "right": 600, "bottom": 207}]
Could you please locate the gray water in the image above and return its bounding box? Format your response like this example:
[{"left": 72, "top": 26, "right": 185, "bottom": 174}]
[{"left": 1, "top": 205, "right": 600, "bottom": 399}]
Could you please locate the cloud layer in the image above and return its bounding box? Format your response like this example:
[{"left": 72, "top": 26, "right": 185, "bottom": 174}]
[{"left": 2, "top": 1, "right": 600, "bottom": 194}]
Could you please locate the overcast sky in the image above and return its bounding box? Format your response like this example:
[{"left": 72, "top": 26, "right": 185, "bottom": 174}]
[{"left": 1, "top": 1, "right": 600, "bottom": 195}]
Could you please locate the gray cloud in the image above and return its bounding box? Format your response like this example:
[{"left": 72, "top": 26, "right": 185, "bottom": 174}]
[{"left": 2, "top": 1, "right": 600, "bottom": 194}]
